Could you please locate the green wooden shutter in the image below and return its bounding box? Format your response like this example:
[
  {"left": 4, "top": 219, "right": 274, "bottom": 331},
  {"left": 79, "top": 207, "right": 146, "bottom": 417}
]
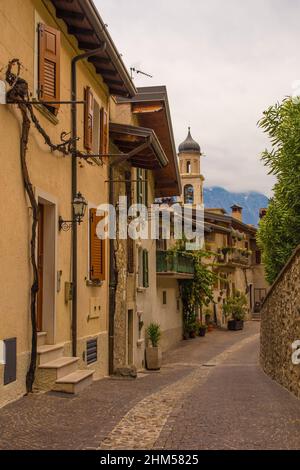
[{"left": 143, "top": 249, "right": 149, "bottom": 288}]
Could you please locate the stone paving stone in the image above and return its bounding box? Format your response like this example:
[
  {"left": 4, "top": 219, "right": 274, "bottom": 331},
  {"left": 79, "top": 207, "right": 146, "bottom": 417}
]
[
  {"left": 155, "top": 335, "right": 300, "bottom": 450},
  {"left": 1, "top": 322, "right": 292, "bottom": 450}
]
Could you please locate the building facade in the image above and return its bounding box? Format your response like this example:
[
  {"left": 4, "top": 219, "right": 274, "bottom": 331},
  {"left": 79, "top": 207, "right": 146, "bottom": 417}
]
[{"left": 0, "top": 0, "right": 136, "bottom": 407}]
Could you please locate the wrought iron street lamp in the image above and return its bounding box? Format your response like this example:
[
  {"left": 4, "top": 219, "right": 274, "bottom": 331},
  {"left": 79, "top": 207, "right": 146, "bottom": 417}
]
[{"left": 59, "top": 192, "right": 87, "bottom": 231}]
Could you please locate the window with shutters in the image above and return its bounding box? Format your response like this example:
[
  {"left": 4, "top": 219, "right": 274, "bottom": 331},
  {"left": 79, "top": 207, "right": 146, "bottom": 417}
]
[
  {"left": 89, "top": 208, "right": 105, "bottom": 282},
  {"left": 84, "top": 90, "right": 109, "bottom": 159},
  {"left": 136, "top": 168, "right": 148, "bottom": 206},
  {"left": 38, "top": 23, "right": 60, "bottom": 114}
]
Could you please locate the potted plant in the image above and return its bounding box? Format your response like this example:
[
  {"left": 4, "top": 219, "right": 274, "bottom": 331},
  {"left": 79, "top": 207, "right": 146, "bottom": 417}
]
[
  {"left": 205, "top": 312, "right": 214, "bottom": 332},
  {"left": 145, "top": 323, "right": 162, "bottom": 370},
  {"left": 198, "top": 323, "right": 207, "bottom": 337},
  {"left": 223, "top": 291, "right": 247, "bottom": 331}
]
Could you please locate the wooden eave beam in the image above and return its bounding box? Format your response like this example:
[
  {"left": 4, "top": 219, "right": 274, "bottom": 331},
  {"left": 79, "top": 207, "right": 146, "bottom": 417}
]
[
  {"left": 68, "top": 26, "right": 94, "bottom": 36},
  {"left": 56, "top": 9, "right": 85, "bottom": 21}
]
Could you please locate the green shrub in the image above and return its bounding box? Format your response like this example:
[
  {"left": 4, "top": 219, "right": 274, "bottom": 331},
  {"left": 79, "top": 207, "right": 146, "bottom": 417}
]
[{"left": 146, "top": 323, "right": 161, "bottom": 347}]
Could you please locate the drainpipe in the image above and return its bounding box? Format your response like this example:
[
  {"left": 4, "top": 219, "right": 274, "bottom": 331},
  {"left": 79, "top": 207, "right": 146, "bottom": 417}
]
[{"left": 71, "top": 44, "right": 106, "bottom": 357}]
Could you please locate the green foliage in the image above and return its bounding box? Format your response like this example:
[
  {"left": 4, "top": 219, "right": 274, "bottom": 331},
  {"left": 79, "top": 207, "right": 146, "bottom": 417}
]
[
  {"left": 169, "top": 241, "right": 217, "bottom": 334},
  {"left": 223, "top": 291, "right": 247, "bottom": 321},
  {"left": 257, "top": 97, "right": 300, "bottom": 283},
  {"left": 146, "top": 322, "right": 161, "bottom": 347}
]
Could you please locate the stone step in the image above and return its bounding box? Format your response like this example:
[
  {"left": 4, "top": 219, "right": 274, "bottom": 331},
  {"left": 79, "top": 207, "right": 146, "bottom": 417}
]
[
  {"left": 37, "top": 332, "right": 47, "bottom": 347},
  {"left": 53, "top": 369, "right": 94, "bottom": 394},
  {"left": 38, "top": 356, "right": 79, "bottom": 380},
  {"left": 37, "top": 344, "right": 64, "bottom": 365}
]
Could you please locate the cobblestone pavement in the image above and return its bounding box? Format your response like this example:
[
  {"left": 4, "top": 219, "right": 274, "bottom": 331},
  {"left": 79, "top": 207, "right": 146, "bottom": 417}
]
[{"left": 0, "top": 322, "right": 299, "bottom": 450}]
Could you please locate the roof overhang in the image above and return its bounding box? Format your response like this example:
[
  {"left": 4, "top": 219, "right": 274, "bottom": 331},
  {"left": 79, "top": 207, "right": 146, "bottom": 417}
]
[
  {"left": 50, "top": 0, "right": 136, "bottom": 97},
  {"left": 110, "top": 123, "right": 168, "bottom": 170},
  {"left": 116, "top": 86, "right": 181, "bottom": 197}
]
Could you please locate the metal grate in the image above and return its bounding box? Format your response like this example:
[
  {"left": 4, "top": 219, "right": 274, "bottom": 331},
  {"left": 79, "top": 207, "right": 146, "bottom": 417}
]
[{"left": 86, "top": 338, "right": 98, "bottom": 365}]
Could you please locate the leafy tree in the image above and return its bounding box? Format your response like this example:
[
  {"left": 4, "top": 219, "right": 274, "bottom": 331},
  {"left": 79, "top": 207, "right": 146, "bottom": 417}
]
[{"left": 257, "top": 98, "right": 300, "bottom": 283}]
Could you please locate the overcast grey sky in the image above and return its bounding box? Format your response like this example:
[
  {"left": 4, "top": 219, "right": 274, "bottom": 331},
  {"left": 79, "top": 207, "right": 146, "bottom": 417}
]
[{"left": 95, "top": 0, "right": 300, "bottom": 196}]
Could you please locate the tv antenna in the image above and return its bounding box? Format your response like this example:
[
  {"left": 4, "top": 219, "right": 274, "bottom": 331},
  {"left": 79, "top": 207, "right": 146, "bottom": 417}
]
[{"left": 130, "top": 67, "right": 153, "bottom": 80}]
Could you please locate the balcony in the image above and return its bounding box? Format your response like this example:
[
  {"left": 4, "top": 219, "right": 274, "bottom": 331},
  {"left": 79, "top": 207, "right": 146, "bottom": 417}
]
[
  {"left": 156, "top": 251, "right": 194, "bottom": 279},
  {"left": 217, "top": 247, "right": 251, "bottom": 268}
]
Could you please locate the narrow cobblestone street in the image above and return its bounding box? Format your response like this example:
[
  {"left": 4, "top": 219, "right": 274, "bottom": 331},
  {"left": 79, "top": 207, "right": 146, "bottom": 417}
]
[{"left": 0, "top": 322, "right": 299, "bottom": 450}]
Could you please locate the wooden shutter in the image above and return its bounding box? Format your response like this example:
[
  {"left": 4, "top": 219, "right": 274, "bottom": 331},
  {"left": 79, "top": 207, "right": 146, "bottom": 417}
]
[
  {"left": 84, "top": 87, "right": 94, "bottom": 151},
  {"left": 38, "top": 23, "right": 60, "bottom": 107},
  {"left": 90, "top": 208, "right": 105, "bottom": 281},
  {"left": 143, "top": 249, "right": 149, "bottom": 288},
  {"left": 100, "top": 107, "right": 109, "bottom": 155}
]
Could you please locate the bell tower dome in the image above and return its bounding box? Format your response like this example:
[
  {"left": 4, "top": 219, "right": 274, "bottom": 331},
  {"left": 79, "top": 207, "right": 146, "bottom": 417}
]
[{"left": 178, "top": 127, "right": 205, "bottom": 205}]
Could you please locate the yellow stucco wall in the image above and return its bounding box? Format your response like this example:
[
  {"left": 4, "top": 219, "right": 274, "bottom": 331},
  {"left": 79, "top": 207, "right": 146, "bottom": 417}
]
[{"left": 0, "top": 0, "right": 110, "bottom": 407}]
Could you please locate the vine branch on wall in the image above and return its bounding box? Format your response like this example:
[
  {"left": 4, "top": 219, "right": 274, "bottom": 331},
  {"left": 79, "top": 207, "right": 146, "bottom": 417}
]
[{"left": 4, "top": 59, "right": 78, "bottom": 392}]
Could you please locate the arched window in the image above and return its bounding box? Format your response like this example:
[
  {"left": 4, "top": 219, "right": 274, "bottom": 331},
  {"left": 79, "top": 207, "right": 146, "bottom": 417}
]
[
  {"left": 186, "top": 161, "right": 191, "bottom": 173},
  {"left": 184, "top": 185, "right": 194, "bottom": 204}
]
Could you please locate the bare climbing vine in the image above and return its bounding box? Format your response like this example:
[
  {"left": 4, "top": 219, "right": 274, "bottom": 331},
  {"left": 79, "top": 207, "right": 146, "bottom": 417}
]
[{"left": 4, "top": 59, "right": 82, "bottom": 392}]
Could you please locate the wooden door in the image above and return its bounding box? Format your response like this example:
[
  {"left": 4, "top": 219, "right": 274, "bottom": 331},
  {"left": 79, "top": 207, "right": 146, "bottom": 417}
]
[
  {"left": 36, "top": 203, "right": 44, "bottom": 332},
  {"left": 127, "top": 310, "right": 134, "bottom": 365}
]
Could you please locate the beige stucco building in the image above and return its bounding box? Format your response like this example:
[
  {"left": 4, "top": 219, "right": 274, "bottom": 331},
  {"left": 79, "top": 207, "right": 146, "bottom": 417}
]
[{"left": 0, "top": 0, "right": 136, "bottom": 407}]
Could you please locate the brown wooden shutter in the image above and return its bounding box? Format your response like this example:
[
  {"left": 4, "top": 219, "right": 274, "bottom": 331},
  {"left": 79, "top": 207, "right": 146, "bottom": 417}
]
[
  {"left": 90, "top": 208, "right": 105, "bottom": 281},
  {"left": 127, "top": 238, "right": 134, "bottom": 274},
  {"left": 100, "top": 107, "right": 109, "bottom": 155},
  {"left": 38, "top": 23, "right": 60, "bottom": 107},
  {"left": 84, "top": 87, "right": 94, "bottom": 150}
]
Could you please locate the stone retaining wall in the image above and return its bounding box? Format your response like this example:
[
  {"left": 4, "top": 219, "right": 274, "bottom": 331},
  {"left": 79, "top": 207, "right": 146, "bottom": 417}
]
[{"left": 260, "top": 246, "right": 300, "bottom": 398}]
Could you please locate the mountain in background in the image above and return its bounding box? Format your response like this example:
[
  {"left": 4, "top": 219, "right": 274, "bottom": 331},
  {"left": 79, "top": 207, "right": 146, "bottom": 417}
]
[{"left": 204, "top": 187, "right": 269, "bottom": 226}]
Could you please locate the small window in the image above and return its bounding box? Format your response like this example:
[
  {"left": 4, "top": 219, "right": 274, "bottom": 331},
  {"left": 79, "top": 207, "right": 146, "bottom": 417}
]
[
  {"left": 136, "top": 168, "right": 148, "bottom": 206},
  {"left": 184, "top": 184, "right": 194, "bottom": 204},
  {"left": 186, "top": 161, "right": 191, "bottom": 173},
  {"left": 163, "top": 291, "right": 167, "bottom": 305}
]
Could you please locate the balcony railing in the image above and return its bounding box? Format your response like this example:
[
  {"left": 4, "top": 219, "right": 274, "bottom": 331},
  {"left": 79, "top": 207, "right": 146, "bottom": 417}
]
[
  {"left": 156, "top": 251, "right": 194, "bottom": 275},
  {"left": 217, "top": 248, "right": 251, "bottom": 266}
]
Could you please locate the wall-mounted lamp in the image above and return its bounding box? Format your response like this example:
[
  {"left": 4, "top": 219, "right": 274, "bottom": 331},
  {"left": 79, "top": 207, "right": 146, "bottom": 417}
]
[{"left": 59, "top": 192, "right": 87, "bottom": 231}]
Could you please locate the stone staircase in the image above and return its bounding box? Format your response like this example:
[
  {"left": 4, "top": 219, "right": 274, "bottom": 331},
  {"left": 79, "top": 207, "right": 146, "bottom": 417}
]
[
  {"left": 252, "top": 312, "right": 261, "bottom": 321},
  {"left": 35, "top": 332, "right": 94, "bottom": 394}
]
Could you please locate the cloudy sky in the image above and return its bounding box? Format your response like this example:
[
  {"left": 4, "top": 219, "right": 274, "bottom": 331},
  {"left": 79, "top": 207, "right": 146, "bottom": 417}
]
[{"left": 95, "top": 0, "right": 300, "bottom": 196}]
